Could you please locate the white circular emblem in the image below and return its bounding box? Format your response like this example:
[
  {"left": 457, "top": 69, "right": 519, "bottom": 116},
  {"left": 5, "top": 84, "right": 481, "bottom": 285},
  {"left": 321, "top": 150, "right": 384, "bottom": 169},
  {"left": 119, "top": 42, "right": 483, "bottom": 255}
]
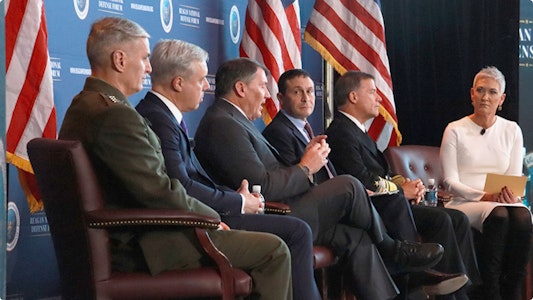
[
  {"left": 7, "top": 202, "right": 20, "bottom": 252},
  {"left": 230, "top": 5, "right": 241, "bottom": 44},
  {"left": 160, "top": 0, "right": 173, "bottom": 33},
  {"left": 73, "top": 0, "right": 89, "bottom": 20}
]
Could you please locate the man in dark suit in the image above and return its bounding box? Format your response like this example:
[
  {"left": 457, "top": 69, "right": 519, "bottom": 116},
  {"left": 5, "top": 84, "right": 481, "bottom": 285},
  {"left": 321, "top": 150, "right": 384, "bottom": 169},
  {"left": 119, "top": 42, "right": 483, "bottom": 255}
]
[
  {"left": 135, "top": 39, "right": 320, "bottom": 300},
  {"left": 263, "top": 69, "right": 418, "bottom": 243},
  {"left": 194, "top": 57, "right": 445, "bottom": 300},
  {"left": 59, "top": 17, "right": 293, "bottom": 299},
  {"left": 325, "top": 70, "right": 481, "bottom": 300},
  {"left": 263, "top": 69, "right": 471, "bottom": 298}
]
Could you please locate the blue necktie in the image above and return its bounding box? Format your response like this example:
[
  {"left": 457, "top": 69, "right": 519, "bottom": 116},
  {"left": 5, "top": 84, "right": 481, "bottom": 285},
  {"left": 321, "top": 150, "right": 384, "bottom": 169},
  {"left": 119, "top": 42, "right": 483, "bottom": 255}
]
[{"left": 180, "top": 119, "right": 188, "bottom": 136}]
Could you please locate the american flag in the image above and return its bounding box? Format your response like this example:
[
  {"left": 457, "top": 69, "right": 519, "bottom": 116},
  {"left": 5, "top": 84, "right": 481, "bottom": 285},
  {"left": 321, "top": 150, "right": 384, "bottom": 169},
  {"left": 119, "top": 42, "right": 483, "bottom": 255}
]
[
  {"left": 6, "top": 0, "right": 57, "bottom": 212},
  {"left": 240, "top": 0, "right": 302, "bottom": 124},
  {"left": 304, "top": 0, "right": 401, "bottom": 150}
]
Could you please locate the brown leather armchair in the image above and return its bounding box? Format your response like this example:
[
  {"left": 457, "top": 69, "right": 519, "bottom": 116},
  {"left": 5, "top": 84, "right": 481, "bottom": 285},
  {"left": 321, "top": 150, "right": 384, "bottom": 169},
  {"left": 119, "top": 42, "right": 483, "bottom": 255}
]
[
  {"left": 27, "top": 138, "right": 252, "bottom": 300},
  {"left": 384, "top": 145, "right": 443, "bottom": 189},
  {"left": 385, "top": 145, "right": 533, "bottom": 299},
  {"left": 384, "top": 145, "right": 450, "bottom": 203}
]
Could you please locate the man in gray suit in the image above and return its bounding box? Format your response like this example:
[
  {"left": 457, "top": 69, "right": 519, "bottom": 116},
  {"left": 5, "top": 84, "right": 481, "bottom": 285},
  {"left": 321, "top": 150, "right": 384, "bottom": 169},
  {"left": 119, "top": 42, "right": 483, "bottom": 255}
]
[
  {"left": 194, "top": 57, "right": 444, "bottom": 300},
  {"left": 59, "top": 17, "right": 292, "bottom": 299}
]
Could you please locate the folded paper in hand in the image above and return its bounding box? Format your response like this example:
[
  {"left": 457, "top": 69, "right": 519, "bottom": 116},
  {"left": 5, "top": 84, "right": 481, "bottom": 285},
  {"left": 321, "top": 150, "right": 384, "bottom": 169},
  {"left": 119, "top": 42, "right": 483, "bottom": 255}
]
[{"left": 483, "top": 173, "right": 527, "bottom": 197}]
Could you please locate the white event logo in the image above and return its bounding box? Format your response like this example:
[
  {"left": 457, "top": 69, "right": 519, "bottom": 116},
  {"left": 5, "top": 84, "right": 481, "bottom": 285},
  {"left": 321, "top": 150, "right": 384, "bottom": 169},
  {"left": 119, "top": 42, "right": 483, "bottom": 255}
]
[{"left": 74, "top": 0, "right": 89, "bottom": 20}]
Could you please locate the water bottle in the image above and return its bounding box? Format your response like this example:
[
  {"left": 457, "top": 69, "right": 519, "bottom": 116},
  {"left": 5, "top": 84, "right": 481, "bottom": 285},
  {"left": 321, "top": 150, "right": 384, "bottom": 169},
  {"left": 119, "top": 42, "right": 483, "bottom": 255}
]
[
  {"left": 424, "top": 178, "right": 438, "bottom": 207},
  {"left": 252, "top": 185, "right": 265, "bottom": 214}
]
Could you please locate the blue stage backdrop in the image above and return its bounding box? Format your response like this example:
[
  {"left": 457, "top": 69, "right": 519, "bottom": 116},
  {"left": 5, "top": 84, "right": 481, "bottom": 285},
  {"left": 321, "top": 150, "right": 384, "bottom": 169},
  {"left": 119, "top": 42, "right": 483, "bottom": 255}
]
[{"left": 6, "top": 1, "right": 322, "bottom": 299}]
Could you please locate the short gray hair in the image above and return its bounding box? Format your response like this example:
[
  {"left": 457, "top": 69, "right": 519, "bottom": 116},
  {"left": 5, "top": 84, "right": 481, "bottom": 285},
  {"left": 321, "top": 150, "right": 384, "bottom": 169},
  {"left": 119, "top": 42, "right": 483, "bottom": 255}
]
[
  {"left": 87, "top": 17, "right": 150, "bottom": 69},
  {"left": 473, "top": 66, "right": 506, "bottom": 94},
  {"left": 150, "top": 39, "right": 209, "bottom": 85}
]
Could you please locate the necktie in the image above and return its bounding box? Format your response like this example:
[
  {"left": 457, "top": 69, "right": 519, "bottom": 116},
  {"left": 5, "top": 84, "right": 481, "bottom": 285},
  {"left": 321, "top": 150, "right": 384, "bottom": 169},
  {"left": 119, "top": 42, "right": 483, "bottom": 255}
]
[
  {"left": 304, "top": 122, "right": 334, "bottom": 179},
  {"left": 180, "top": 119, "right": 189, "bottom": 136},
  {"left": 303, "top": 122, "right": 314, "bottom": 141}
]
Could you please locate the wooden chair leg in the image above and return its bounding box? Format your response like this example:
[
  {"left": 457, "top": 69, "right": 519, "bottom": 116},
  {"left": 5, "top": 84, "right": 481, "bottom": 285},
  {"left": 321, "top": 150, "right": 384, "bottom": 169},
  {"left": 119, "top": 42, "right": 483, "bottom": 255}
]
[{"left": 315, "top": 267, "right": 329, "bottom": 300}]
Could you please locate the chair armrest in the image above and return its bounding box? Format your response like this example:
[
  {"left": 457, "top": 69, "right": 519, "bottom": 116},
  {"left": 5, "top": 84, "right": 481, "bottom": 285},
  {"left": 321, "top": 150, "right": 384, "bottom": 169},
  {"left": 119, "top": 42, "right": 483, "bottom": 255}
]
[
  {"left": 264, "top": 202, "right": 291, "bottom": 215},
  {"left": 194, "top": 227, "right": 236, "bottom": 299},
  {"left": 88, "top": 209, "right": 239, "bottom": 299},
  {"left": 86, "top": 209, "right": 221, "bottom": 230}
]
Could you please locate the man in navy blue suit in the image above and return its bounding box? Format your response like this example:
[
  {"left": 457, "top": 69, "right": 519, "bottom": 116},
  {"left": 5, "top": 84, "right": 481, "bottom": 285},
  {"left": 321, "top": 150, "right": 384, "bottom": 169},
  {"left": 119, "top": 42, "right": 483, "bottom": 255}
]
[{"left": 135, "top": 39, "right": 321, "bottom": 300}]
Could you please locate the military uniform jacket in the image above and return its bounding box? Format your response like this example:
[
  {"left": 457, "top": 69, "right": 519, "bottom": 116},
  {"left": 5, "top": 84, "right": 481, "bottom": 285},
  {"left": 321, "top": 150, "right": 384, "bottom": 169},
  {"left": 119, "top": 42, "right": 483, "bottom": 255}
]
[{"left": 59, "top": 77, "right": 219, "bottom": 275}]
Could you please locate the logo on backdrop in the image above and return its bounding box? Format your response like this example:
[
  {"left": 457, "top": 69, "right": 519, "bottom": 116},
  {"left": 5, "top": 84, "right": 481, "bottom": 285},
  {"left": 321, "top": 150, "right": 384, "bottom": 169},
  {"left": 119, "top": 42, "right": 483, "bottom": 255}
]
[
  {"left": 7, "top": 202, "right": 20, "bottom": 252},
  {"left": 160, "top": 0, "right": 173, "bottom": 33},
  {"left": 74, "top": 0, "right": 89, "bottom": 20},
  {"left": 230, "top": 5, "right": 240, "bottom": 44},
  {"left": 51, "top": 57, "right": 62, "bottom": 81}
]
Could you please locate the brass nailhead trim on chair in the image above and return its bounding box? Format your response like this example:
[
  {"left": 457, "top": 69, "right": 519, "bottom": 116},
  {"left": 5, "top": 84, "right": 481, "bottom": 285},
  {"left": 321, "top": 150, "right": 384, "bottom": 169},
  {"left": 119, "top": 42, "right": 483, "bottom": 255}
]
[
  {"left": 89, "top": 220, "right": 219, "bottom": 229},
  {"left": 264, "top": 208, "right": 292, "bottom": 214}
]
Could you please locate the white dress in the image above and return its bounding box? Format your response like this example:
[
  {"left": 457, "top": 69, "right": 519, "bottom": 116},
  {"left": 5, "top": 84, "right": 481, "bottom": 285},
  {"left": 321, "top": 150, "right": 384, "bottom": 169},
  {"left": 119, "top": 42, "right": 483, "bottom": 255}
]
[{"left": 440, "top": 116, "right": 528, "bottom": 232}]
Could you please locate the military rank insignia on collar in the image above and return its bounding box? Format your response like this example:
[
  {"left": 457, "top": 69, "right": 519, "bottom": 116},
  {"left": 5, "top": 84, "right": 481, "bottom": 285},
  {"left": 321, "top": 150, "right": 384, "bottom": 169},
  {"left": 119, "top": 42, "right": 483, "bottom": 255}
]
[{"left": 108, "top": 95, "right": 120, "bottom": 103}]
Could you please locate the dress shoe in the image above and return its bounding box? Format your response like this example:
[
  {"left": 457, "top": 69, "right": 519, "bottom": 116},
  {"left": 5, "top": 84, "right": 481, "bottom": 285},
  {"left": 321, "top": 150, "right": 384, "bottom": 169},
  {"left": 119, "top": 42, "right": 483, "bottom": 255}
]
[
  {"left": 393, "top": 240, "right": 444, "bottom": 273},
  {"left": 410, "top": 269, "right": 469, "bottom": 296}
]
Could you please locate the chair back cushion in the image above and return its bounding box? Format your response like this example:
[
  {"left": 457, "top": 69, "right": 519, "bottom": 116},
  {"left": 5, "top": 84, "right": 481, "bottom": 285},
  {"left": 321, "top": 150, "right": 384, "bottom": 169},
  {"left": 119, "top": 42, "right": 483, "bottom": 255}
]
[
  {"left": 383, "top": 145, "right": 444, "bottom": 189},
  {"left": 28, "top": 138, "right": 110, "bottom": 298}
]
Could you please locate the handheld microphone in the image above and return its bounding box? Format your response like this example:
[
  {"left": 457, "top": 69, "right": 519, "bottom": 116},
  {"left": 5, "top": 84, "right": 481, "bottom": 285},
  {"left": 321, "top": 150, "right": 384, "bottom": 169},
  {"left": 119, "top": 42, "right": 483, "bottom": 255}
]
[{"left": 480, "top": 128, "right": 486, "bottom": 135}]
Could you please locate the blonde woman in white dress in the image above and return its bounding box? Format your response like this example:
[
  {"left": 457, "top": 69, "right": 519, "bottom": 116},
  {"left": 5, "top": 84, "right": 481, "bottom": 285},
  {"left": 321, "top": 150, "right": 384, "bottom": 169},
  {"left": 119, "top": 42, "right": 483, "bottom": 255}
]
[{"left": 440, "top": 66, "right": 532, "bottom": 300}]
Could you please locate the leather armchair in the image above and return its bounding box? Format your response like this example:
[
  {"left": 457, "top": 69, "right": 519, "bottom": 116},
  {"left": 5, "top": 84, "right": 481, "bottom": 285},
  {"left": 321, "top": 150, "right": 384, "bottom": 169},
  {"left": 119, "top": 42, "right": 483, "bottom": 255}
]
[
  {"left": 384, "top": 145, "right": 450, "bottom": 203},
  {"left": 27, "top": 138, "right": 252, "bottom": 300},
  {"left": 384, "top": 144, "right": 533, "bottom": 298}
]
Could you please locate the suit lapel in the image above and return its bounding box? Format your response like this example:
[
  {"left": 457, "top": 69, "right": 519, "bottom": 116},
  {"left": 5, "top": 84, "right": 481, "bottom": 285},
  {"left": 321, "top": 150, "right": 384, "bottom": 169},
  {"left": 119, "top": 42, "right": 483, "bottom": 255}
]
[
  {"left": 145, "top": 92, "right": 219, "bottom": 182},
  {"left": 277, "top": 113, "right": 309, "bottom": 145},
  {"left": 340, "top": 114, "right": 388, "bottom": 171},
  {"left": 146, "top": 92, "right": 193, "bottom": 156}
]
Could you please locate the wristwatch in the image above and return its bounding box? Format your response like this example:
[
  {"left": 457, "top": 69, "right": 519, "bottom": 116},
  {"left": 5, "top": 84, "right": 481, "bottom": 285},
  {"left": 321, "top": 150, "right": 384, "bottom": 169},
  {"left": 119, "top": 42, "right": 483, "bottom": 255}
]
[
  {"left": 298, "top": 164, "right": 314, "bottom": 184},
  {"left": 298, "top": 164, "right": 310, "bottom": 176}
]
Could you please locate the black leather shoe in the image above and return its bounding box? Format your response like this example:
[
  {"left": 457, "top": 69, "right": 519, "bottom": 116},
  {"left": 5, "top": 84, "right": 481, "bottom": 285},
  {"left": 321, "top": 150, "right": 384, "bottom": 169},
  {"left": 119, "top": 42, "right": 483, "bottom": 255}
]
[
  {"left": 393, "top": 240, "right": 444, "bottom": 273},
  {"left": 409, "top": 269, "right": 469, "bottom": 295}
]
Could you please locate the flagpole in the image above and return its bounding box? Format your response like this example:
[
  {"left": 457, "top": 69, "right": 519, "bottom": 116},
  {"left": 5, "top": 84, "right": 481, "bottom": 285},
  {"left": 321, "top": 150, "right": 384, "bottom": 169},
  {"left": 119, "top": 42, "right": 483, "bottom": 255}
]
[{"left": 323, "top": 60, "right": 334, "bottom": 129}]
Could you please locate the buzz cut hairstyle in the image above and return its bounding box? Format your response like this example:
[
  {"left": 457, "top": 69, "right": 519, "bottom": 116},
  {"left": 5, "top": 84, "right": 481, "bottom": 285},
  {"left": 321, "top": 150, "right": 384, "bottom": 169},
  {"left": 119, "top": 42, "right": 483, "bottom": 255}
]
[{"left": 87, "top": 17, "right": 150, "bottom": 69}]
